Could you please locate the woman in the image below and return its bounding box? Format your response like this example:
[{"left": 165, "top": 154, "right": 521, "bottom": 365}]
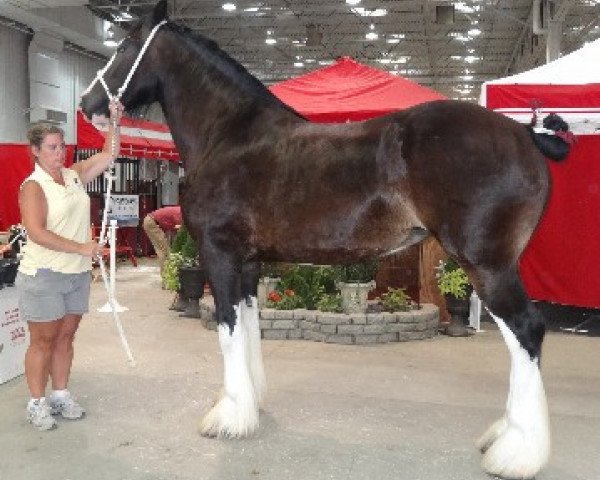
[{"left": 16, "top": 100, "right": 123, "bottom": 431}]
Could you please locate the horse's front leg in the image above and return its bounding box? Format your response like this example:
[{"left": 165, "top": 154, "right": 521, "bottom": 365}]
[{"left": 199, "top": 254, "right": 260, "bottom": 438}]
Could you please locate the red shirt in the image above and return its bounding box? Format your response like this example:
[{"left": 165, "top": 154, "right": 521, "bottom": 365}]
[{"left": 150, "top": 206, "right": 182, "bottom": 232}]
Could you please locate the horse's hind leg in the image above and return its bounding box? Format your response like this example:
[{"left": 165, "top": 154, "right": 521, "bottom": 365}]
[
  {"left": 199, "top": 251, "right": 259, "bottom": 438},
  {"left": 241, "top": 261, "right": 267, "bottom": 406},
  {"left": 470, "top": 266, "right": 550, "bottom": 479}
]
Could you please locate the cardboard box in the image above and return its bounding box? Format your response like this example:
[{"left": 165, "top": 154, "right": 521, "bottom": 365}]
[{"left": 0, "top": 288, "right": 28, "bottom": 384}]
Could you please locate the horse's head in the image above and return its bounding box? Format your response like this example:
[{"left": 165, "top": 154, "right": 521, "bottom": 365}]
[{"left": 79, "top": 0, "right": 168, "bottom": 121}]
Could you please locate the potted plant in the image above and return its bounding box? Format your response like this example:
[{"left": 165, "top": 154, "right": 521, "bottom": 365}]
[
  {"left": 436, "top": 258, "right": 473, "bottom": 336},
  {"left": 334, "top": 260, "right": 378, "bottom": 314}
]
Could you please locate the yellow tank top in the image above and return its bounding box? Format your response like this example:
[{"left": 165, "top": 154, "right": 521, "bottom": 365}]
[{"left": 19, "top": 164, "right": 92, "bottom": 275}]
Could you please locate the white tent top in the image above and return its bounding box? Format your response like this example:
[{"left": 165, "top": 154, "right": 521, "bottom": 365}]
[
  {"left": 484, "top": 38, "right": 600, "bottom": 86},
  {"left": 480, "top": 39, "right": 600, "bottom": 134}
]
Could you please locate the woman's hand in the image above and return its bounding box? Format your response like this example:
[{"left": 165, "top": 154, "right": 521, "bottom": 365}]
[{"left": 78, "top": 241, "right": 102, "bottom": 258}]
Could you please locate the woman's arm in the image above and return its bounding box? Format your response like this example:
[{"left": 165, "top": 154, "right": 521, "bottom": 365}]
[
  {"left": 19, "top": 181, "right": 99, "bottom": 257},
  {"left": 72, "top": 99, "right": 124, "bottom": 184}
]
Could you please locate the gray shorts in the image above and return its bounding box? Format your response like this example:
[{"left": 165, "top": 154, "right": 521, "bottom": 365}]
[{"left": 15, "top": 269, "right": 91, "bottom": 322}]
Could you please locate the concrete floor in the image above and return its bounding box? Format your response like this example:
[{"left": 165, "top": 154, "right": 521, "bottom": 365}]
[{"left": 0, "top": 259, "right": 598, "bottom": 480}]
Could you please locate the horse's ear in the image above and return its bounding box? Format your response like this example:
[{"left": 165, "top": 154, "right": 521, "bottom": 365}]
[{"left": 151, "top": 0, "right": 168, "bottom": 25}]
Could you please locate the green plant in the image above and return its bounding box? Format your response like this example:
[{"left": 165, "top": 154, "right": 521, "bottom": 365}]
[
  {"left": 278, "top": 264, "right": 337, "bottom": 309},
  {"left": 180, "top": 230, "right": 199, "bottom": 266},
  {"left": 171, "top": 225, "right": 189, "bottom": 254},
  {"left": 162, "top": 252, "right": 185, "bottom": 291},
  {"left": 380, "top": 287, "right": 411, "bottom": 312},
  {"left": 316, "top": 293, "right": 343, "bottom": 313},
  {"left": 436, "top": 259, "right": 470, "bottom": 299},
  {"left": 334, "top": 259, "right": 379, "bottom": 283}
]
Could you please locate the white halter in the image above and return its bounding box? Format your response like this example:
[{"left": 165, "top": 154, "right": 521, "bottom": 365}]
[{"left": 82, "top": 20, "right": 167, "bottom": 101}]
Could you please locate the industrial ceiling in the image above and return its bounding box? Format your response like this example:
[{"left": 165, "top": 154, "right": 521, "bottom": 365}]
[{"left": 3, "top": 1, "right": 600, "bottom": 100}]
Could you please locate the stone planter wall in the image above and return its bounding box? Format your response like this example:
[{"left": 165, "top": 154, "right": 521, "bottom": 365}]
[{"left": 199, "top": 301, "right": 439, "bottom": 344}]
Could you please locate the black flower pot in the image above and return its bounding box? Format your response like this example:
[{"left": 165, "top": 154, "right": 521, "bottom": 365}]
[
  {"left": 179, "top": 266, "right": 206, "bottom": 318},
  {"left": 444, "top": 294, "right": 470, "bottom": 320},
  {"left": 443, "top": 293, "right": 474, "bottom": 337}
]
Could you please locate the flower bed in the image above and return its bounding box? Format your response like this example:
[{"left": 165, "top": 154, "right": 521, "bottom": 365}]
[{"left": 199, "top": 301, "right": 439, "bottom": 345}]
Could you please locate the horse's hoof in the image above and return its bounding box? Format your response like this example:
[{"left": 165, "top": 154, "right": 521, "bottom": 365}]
[
  {"left": 479, "top": 421, "right": 549, "bottom": 480},
  {"left": 199, "top": 394, "right": 258, "bottom": 439}
]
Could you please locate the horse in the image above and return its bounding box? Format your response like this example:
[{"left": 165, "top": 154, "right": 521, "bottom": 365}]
[{"left": 80, "top": 2, "right": 572, "bottom": 478}]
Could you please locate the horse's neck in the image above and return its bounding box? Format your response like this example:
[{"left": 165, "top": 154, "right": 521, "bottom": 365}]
[{"left": 156, "top": 31, "right": 299, "bottom": 167}]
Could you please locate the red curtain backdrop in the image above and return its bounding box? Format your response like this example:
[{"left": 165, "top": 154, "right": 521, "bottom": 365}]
[
  {"left": 519, "top": 135, "right": 600, "bottom": 307},
  {"left": 484, "top": 81, "right": 600, "bottom": 307},
  {"left": 0, "top": 144, "right": 74, "bottom": 231}
]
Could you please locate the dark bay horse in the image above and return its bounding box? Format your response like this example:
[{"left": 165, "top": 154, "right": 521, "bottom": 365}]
[{"left": 80, "top": 2, "right": 572, "bottom": 478}]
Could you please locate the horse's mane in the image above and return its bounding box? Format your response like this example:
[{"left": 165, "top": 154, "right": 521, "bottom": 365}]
[{"left": 165, "top": 22, "right": 305, "bottom": 120}]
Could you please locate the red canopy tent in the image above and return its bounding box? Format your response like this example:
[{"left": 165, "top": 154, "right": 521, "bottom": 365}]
[
  {"left": 269, "top": 56, "right": 446, "bottom": 122},
  {"left": 77, "top": 112, "right": 179, "bottom": 161},
  {"left": 481, "top": 39, "right": 600, "bottom": 308}
]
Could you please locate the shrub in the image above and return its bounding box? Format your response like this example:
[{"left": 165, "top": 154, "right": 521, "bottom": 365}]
[
  {"left": 162, "top": 252, "right": 185, "bottom": 291},
  {"left": 316, "top": 293, "right": 343, "bottom": 313},
  {"left": 278, "top": 265, "right": 336, "bottom": 310},
  {"left": 334, "top": 259, "right": 379, "bottom": 283},
  {"left": 380, "top": 287, "right": 411, "bottom": 312},
  {"left": 436, "top": 259, "right": 470, "bottom": 299}
]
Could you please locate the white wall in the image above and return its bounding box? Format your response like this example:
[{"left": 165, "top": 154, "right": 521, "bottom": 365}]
[
  {"left": 0, "top": 24, "right": 30, "bottom": 143},
  {"left": 60, "top": 45, "right": 105, "bottom": 144},
  {"left": 0, "top": 22, "right": 105, "bottom": 144}
]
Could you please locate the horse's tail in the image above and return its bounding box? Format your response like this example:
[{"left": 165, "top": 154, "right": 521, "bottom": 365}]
[{"left": 528, "top": 113, "right": 573, "bottom": 162}]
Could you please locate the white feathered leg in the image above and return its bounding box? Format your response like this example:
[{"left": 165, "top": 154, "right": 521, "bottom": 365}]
[
  {"left": 477, "top": 312, "right": 550, "bottom": 479},
  {"left": 241, "top": 296, "right": 267, "bottom": 406},
  {"left": 200, "top": 303, "right": 259, "bottom": 438}
]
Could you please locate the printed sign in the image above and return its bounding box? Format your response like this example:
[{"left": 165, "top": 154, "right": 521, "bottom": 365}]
[{"left": 107, "top": 195, "right": 139, "bottom": 226}]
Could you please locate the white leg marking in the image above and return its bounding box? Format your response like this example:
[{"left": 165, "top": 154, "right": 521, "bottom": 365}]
[
  {"left": 241, "top": 296, "right": 267, "bottom": 406},
  {"left": 200, "top": 303, "right": 259, "bottom": 438},
  {"left": 477, "top": 311, "right": 550, "bottom": 479}
]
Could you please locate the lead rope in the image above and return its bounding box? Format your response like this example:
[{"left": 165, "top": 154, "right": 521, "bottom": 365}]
[
  {"left": 84, "top": 20, "right": 167, "bottom": 367},
  {"left": 96, "top": 114, "right": 136, "bottom": 366}
]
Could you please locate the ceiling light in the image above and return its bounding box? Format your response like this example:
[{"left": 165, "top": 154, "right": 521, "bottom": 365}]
[
  {"left": 244, "top": 7, "right": 259, "bottom": 12},
  {"left": 386, "top": 38, "right": 400, "bottom": 44},
  {"left": 462, "top": 75, "right": 473, "bottom": 80},
  {"left": 103, "top": 39, "right": 118, "bottom": 47},
  {"left": 378, "top": 58, "right": 391, "bottom": 64},
  {"left": 454, "top": 2, "right": 474, "bottom": 13},
  {"left": 318, "top": 60, "right": 334, "bottom": 65},
  {"left": 365, "top": 32, "right": 379, "bottom": 40},
  {"left": 265, "top": 38, "right": 276, "bottom": 45},
  {"left": 294, "top": 62, "right": 304, "bottom": 67},
  {"left": 346, "top": 0, "right": 361, "bottom": 5},
  {"left": 351, "top": 7, "right": 387, "bottom": 16},
  {"left": 467, "top": 28, "right": 481, "bottom": 36},
  {"left": 464, "top": 55, "right": 479, "bottom": 63},
  {"left": 222, "top": 3, "right": 236, "bottom": 11}
]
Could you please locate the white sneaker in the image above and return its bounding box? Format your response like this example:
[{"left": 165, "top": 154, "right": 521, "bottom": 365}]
[
  {"left": 49, "top": 391, "right": 86, "bottom": 420},
  {"left": 27, "top": 398, "right": 57, "bottom": 431}
]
